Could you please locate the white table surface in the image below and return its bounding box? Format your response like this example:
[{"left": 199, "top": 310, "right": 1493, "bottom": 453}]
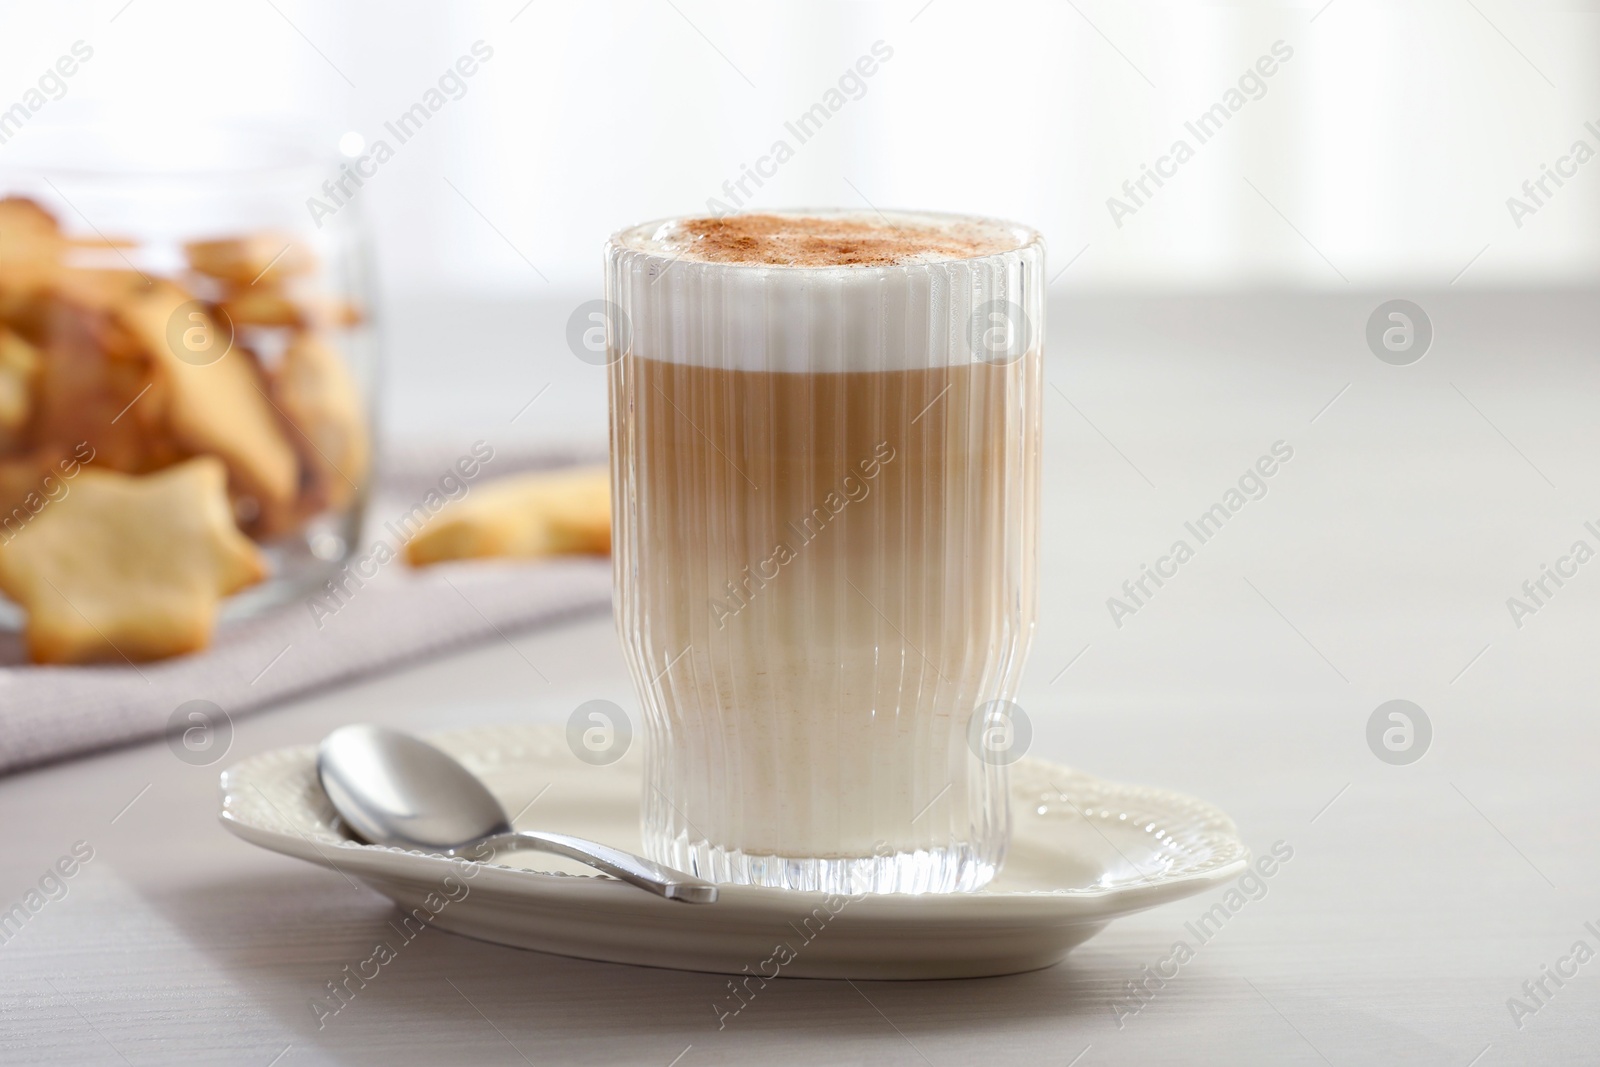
[{"left": 2, "top": 291, "right": 1597, "bottom": 1065}]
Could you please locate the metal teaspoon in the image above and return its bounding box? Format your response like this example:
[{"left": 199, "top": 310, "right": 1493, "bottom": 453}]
[{"left": 316, "top": 723, "right": 717, "bottom": 904}]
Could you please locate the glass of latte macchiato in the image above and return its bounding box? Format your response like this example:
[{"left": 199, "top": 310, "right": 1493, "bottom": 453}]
[{"left": 605, "top": 211, "right": 1042, "bottom": 894}]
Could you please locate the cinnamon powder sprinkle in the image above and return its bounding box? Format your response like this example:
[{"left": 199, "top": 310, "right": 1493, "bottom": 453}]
[{"left": 667, "top": 213, "right": 1016, "bottom": 267}]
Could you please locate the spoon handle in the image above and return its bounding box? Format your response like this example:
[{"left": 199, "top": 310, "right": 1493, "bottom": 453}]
[{"left": 466, "top": 830, "right": 718, "bottom": 904}]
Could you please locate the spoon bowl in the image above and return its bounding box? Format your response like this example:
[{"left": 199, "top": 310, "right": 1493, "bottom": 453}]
[{"left": 318, "top": 724, "right": 512, "bottom": 849}]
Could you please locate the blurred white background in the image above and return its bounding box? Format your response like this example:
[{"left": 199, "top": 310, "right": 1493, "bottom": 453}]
[{"left": 3, "top": 0, "right": 1597, "bottom": 299}]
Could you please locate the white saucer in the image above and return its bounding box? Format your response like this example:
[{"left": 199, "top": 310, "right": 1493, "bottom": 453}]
[{"left": 218, "top": 724, "right": 1248, "bottom": 980}]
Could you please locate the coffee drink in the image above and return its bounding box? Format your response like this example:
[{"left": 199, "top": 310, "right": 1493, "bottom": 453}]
[{"left": 607, "top": 211, "right": 1042, "bottom": 893}]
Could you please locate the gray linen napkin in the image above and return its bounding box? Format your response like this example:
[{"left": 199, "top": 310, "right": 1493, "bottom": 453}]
[{"left": 0, "top": 443, "right": 614, "bottom": 775}]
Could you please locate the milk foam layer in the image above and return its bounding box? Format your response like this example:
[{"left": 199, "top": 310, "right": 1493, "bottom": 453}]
[{"left": 607, "top": 210, "right": 1044, "bottom": 373}]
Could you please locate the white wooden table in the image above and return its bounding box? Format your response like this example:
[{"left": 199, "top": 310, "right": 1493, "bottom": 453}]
[{"left": 1, "top": 292, "right": 1595, "bottom": 1065}]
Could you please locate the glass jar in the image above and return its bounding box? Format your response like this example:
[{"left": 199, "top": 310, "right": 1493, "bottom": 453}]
[{"left": 0, "top": 114, "right": 377, "bottom": 639}]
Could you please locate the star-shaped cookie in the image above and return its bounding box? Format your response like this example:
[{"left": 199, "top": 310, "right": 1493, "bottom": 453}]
[{"left": 0, "top": 457, "right": 267, "bottom": 664}]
